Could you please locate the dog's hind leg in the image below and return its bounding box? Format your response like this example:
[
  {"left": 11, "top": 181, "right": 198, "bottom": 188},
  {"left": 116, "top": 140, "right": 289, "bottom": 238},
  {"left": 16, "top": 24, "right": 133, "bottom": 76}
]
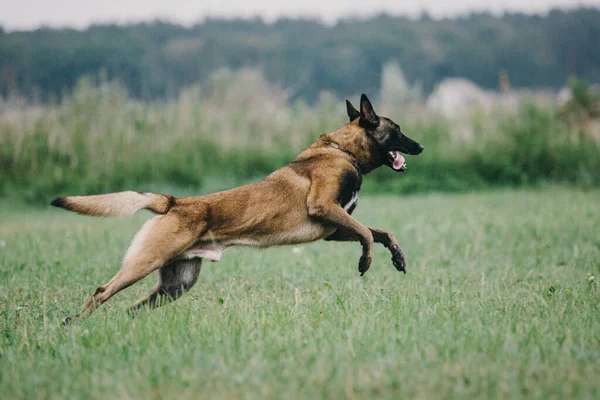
[
  {"left": 127, "top": 259, "right": 202, "bottom": 315},
  {"left": 63, "top": 214, "right": 205, "bottom": 324}
]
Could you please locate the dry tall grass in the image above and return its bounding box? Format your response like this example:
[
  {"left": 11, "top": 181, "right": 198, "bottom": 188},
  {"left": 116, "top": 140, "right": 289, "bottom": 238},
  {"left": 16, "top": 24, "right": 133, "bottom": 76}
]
[{"left": 1, "top": 71, "right": 598, "bottom": 203}]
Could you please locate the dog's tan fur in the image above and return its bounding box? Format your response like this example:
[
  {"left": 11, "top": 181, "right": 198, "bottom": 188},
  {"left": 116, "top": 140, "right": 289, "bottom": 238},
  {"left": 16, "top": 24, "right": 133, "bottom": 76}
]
[{"left": 53, "top": 95, "right": 422, "bottom": 323}]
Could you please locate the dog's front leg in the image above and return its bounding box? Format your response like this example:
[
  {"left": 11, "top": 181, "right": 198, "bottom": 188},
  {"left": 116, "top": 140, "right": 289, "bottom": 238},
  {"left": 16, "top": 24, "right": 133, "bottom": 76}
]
[
  {"left": 307, "top": 180, "right": 373, "bottom": 276},
  {"left": 325, "top": 228, "right": 407, "bottom": 273},
  {"left": 370, "top": 229, "right": 407, "bottom": 273}
]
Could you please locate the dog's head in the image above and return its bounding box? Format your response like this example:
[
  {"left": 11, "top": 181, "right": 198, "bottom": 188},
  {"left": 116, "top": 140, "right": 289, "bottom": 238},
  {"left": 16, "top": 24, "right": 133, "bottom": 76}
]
[{"left": 346, "top": 94, "right": 423, "bottom": 172}]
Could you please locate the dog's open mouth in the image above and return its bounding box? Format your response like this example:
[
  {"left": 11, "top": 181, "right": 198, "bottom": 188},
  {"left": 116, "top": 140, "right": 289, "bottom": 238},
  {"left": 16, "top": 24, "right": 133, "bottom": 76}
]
[{"left": 388, "top": 150, "right": 406, "bottom": 172}]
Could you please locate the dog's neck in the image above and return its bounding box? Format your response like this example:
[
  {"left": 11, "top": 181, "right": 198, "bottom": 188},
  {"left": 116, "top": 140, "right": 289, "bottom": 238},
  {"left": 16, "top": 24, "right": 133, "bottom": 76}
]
[{"left": 320, "top": 122, "right": 384, "bottom": 174}]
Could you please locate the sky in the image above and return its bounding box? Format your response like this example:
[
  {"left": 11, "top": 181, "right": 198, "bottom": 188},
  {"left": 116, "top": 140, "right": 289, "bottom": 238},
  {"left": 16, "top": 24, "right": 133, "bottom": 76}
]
[{"left": 1, "top": 0, "right": 599, "bottom": 30}]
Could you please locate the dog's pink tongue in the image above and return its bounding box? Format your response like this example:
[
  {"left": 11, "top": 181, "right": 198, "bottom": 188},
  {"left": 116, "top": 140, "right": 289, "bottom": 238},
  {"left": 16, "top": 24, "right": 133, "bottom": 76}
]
[{"left": 391, "top": 151, "right": 406, "bottom": 170}]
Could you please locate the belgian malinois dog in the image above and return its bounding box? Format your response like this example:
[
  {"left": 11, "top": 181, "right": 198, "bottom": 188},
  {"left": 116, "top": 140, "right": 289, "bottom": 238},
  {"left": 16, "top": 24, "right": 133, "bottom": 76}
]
[{"left": 53, "top": 94, "right": 423, "bottom": 323}]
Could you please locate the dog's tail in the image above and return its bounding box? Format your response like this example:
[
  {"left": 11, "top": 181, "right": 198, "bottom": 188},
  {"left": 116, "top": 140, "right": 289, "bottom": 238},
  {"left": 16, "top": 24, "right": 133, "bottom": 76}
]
[{"left": 50, "top": 191, "right": 176, "bottom": 217}]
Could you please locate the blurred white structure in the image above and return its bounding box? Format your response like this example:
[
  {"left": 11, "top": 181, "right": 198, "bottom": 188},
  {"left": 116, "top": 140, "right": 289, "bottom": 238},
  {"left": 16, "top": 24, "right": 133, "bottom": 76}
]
[
  {"left": 426, "top": 78, "right": 492, "bottom": 118},
  {"left": 425, "top": 77, "right": 561, "bottom": 119},
  {"left": 556, "top": 86, "right": 572, "bottom": 107}
]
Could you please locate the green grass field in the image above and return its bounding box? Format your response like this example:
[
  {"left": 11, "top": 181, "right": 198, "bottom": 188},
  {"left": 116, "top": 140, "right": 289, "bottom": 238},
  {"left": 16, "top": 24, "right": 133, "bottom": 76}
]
[{"left": 1, "top": 188, "right": 599, "bottom": 399}]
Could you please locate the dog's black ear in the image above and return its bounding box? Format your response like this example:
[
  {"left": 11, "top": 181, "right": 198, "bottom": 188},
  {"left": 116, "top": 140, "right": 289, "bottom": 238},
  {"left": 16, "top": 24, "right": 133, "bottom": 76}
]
[
  {"left": 346, "top": 100, "right": 360, "bottom": 121},
  {"left": 359, "top": 94, "right": 379, "bottom": 128}
]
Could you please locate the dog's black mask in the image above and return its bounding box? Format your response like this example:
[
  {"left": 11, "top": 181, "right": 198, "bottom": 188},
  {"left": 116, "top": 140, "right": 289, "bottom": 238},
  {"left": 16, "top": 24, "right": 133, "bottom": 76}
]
[{"left": 346, "top": 94, "right": 424, "bottom": 172}]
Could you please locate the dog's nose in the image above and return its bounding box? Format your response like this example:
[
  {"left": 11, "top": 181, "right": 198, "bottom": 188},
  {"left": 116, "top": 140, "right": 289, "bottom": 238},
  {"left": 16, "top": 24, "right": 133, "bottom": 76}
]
[{"left": 417, "top": 144, "right": 424, "bottom": 154}]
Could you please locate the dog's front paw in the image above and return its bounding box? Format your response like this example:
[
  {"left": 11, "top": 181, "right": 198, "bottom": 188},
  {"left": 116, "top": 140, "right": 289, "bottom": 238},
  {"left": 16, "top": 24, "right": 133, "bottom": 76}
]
[
  {"left": 390, "top": 245, "right": 407, "bottom": 274},
  {"left": 358, "top": 253, "right": 372, "bottom": 276}
]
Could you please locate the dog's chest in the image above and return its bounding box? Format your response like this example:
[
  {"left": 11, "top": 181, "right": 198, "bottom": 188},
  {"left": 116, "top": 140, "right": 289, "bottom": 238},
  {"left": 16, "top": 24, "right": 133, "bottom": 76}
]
[
  {"left": 339, "top": 170, "right": 362, "bottom": 215},
  {"left": 342, "top": 191, "right": 359, "bottom": 214}
]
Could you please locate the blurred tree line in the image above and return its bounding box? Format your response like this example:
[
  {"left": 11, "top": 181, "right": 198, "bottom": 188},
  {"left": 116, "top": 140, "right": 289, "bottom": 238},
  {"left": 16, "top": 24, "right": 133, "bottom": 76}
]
[{"left": 1, "top": 8, "right": 599, "bottom": 102}]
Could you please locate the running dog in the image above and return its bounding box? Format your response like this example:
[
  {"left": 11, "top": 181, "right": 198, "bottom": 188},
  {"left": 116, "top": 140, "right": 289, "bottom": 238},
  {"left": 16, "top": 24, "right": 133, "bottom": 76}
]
[{"left": 52, "top": 94, "right": 424, "bottom": 323}]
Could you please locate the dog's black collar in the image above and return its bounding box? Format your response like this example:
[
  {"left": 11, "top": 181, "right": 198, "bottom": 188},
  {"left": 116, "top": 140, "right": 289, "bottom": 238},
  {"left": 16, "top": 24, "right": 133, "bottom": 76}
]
[{"left": 319, "top": 135, "right": 363, "bottom": 173}]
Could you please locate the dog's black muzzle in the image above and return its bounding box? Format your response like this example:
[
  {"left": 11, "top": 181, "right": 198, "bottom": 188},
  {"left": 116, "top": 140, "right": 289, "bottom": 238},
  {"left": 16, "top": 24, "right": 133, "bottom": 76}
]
[{"left": 397, "top": 135, "right": 424, "bottom": 155}]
